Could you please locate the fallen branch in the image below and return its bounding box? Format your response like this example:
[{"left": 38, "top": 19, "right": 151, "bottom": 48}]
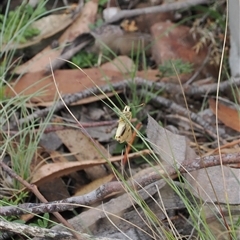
[
  {"left": 106, "top": 0, "right": 212, "bottom": 23},
  {"left": 8, "top": 77, "right": 240, "bottom": 129},
  {"left": 0, "top": 220, "right": 72, "bottom": 239},
  {"left": 141, "top": 90, "right": 228, "bottom": 143},
  {"left": 0, "top": 161, "right": 80, "bottom": 240},
  {"left": 0, "top": 219, "right": 119, "bottom": 240},
  {"left": 151, "top": 77, "right": 240, "bottom": 96},
  {"left": 1, "top": 152, "right": 239, "bottom": 216}
]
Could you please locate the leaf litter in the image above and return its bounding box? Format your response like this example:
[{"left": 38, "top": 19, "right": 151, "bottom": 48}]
[{"left": 1, "top": 0, "right": 239, "bottom": 239}]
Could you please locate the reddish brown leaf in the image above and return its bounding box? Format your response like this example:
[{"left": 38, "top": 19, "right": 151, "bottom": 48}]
[
  {"left": 209, "top": 98, "right": 240, "bottom": 132},
  {"left": 5, "top": 68, "right": 158, "bottom": 105}
]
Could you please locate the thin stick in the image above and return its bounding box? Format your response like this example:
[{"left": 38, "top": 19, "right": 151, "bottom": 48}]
[
  {"left": 8, "top": 77, "right": 240, "bottom": 129},
  {"left": 0, "top": 161, "right": 81, "bottom": 240},
  {"left": 106, "top": 0, "right": 212, "bottom": 23},
  {"left": 140, "top": 90, "right": 228, "bottom": 143},
  {"left": 0, "top": 220, "right": 72, "bottom": 239},
  {"left": 1, "top": 152, "right": 240, "bottom": 217}
]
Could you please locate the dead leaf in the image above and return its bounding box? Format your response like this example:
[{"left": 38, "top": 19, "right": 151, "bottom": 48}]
[
  {"left": 31, "top": 152, "right": 139, "bottom": 186},
  {"left": 120, "top": 20, "right": 138, "bottom": 32},
  {"left": 4, "top": 13, "right": 74, "bottom": 51},
  {"left": 134, "top": 2, "right": 174, "bottom": 33},
  {"left": 85, "top": 126, "right": 115, "bottom": 142},
  {"left": 31, "top": 159, "right": 108, "bottom": 185},
  {"left": 100, "top": 56, "right": 135, "bottom": 73},
  {"left": 146, "top": 115, "right": 197, "bottom": 168},
  {"left": 5, "top": 69, "right": 127, "bottom": 102},
  {"left": 56, "top": 129, "right": 109, "bottom": 180},
  {"left": 30, "top": 149, "right": 148, "bottom": 187},
  {"left": 150, "top": 21, "right": 217, "bottom": 82},
  {"left": 38, "top": 178, "right": 70, "bottom": 201},
  {"left": 146, "top": 115, "right": 240, "bottom": 207},
  {"left": 74, "top": 174, "right": 114, "bottom": 196},
  {"left": 88, "top": 24, "right": 152, "bottom": 56},
  {"left": 209, "top": 98, "right": 240, "bottom": 132},
  {"left": 186, "top": 166, "right": 240, "bottom": 204},
  {"left": 15, "top": 1, "right": 98, "bottom": 74},
  {"left": 5, "top": 68, "right": 159, "bottom": 105}
]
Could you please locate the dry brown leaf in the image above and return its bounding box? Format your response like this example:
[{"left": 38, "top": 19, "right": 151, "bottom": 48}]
[
  {"left": 150, "top": 21, "right": 217, "bottom": 82},
  {"left": 38, "top": 178, "right": 70, "bottom": 201},
  {"left": 5, "top": 68, "right": 159, "bottom": 105},
  {"left": 5, "top": 69, "right": 126, "bottom": 102},
  {"left": 100, "top": 56, "right": 135, "bottom": 73},
  {"left": 49, "top": 150, "right": 70, "bottom": 163},
  {"left": 56, "top": 129, "right": 110, "bottom": 180},
  {"left": 74, "top": 174, "right": 114, "bottom": 196},
  {"left": 209, "top": 98, "right": 240, "bottom": 132},
  {"left": 15, "top": 1, "right": 98, "bottom": 74},
  {"left": 120, "top": 19, "right": 138, "bottom": 32},
  {"left": 31, "top": 159, "right": 108, "bottom": 185},
  {"left": 137, "top": 69, "right": 159, "bottom": 80},
  {"left": 31, "top": 150, "right": 147, "bottom": 186}
]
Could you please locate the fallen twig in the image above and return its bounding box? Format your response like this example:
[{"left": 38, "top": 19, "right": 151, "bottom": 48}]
[
  {"left": 1, "top": 152, "right": 239, "bottom": 216},
  {"left": 183, "top": 77, "right": 240, "bottom": 96},
  {"left": 8, "top": 77, "right": 240, "bottom": 130},
  {"left": 0, "top": 161, "right": 81, "bottom": 240},
  {"left": 106, "top": 0, "right": 212, "bottom": 23},
  {"left": 140, "top": 89, "right": 228, "bottom": 143},
  {"left": 5, "top": 120, "right": 117, "bottom": 136},
  {"left": 0, "top": 220, "right": 72, "bottom": 239},
  {"left": 0, "top": 219, "right": 118, "bottom": 240},
  {"left": 151, "top": 77, "right": 240, "bottom": 96}
]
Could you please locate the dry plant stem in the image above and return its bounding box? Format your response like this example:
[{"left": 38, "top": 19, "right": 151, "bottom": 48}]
[
  {"left": 0, "top": 220, "right": 72, "bottom": 239},
  {"left": 10, "top": 77, "right": 240, "bottom": 130},
  {"left": 205, "top": 139, "right": 240, "bottom": 156},
  {"left": 123, "top": 123, "right": 142, "bottom": 166},
  {"left": 1, "top": 152, "right": 240, "bottom": 217},
  {"left": 140, "top": 90, "right": 227, "bottom": 143},
  {"left": 106, "top": 0, "right": 212, "bottom": 23},
  {"left": 0, "top": 161, "right": 81, "bottom": 240}
]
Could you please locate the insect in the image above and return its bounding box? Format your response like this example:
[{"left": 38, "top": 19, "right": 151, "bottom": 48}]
[{"left": 115, "top": 105, "right": 132, "bottom": 143}]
